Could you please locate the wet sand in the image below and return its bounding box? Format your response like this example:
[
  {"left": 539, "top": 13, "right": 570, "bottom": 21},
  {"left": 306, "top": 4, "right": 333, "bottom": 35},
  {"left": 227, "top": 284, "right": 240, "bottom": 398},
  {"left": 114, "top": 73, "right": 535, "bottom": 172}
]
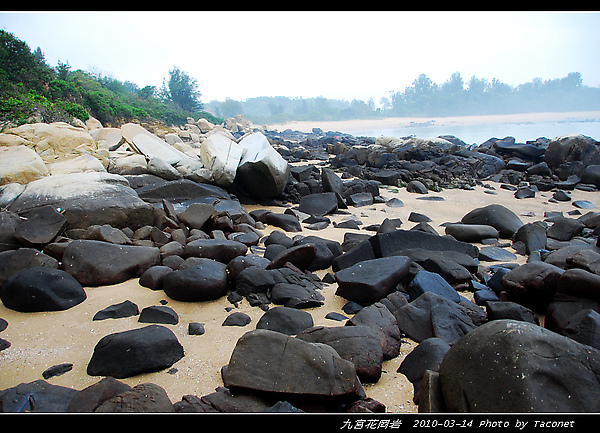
[
  {"left": 268, "top": 111, "right": 600, "bottom": 135},
  {"left": 1, "top": 180, "right": 599, "bottom": 412}
]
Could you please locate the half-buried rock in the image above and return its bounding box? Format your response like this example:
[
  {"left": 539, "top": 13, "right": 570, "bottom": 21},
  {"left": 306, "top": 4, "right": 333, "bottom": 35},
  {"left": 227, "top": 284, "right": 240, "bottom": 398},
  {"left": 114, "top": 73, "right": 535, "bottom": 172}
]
[
  {"left": 335, "top": 256, "right": 411, "bottom": 304},
  {"left": 298, "top": 192, "right": 338, "bottom": 217},
  {"left": 162, "top": 258, "right": 228, "bottom": 302},
  {"left": 184, "top": 239, "right": 247, "bottom": 263},
  {"left": 87, "top": 325, "right": 184, "bottom": 379}
]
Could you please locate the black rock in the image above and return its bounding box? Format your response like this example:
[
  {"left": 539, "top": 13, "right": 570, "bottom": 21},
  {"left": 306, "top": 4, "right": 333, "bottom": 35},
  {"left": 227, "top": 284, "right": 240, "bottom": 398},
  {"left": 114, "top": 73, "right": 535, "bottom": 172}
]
[
  {"left": 0, "top": 247, "right": 59, "bottom": 286},
  {"left": 176, "top": 203, "right": 216, "bottom": 229},
  {"left": 439, "top": 319, "right": 600, "bottom": 412},
  {"left": 94, "top": 383, "right": 174, "bottom": 413},
  {"left": 93, "top": 300, "right": 140, "bottom": 321},
  {"left": 42, "top": 363, "right": 73, "bottom": 380},
  {"left": 255, "top": 306, "right": 314, "bottom": 335},
  {"left": 270, "top": 283, "right": 325, "bottom": 309},
  {"left": 347, "top": 192, "right": 374, "bottom": 207},
  {"left": 62, "top": 240, "right": 160, "bottom": 286},
  {"left": 346, "top": 302, "right": 402, "bottom": 360},
  {"left": 188, "top": 322, "right": 206, "bottom": 335},
  {"left": 406, "top": 180, "right": 428, "bottom": 194},
  {"left": 298, "top": 192, "right": 339, "bottom": 216},
  {"left": 407, "top": 270, "right": 461, "bottom": 303},
  {"left": 87, "top": 324, "right": 184, "bottom": 379},
  {"left": 335, "top": 256, "right": 411, "bottom": 305},
  {"left": 162, "top": 258, "right": 228, "bottom": 302},
  {"left": 478, "top": 246, "right": 517, "bottom": 262},
  {"left": 501, "top": 262, "right": 564, "bottom": 313},
  {"left": 222, "top": 329, "right": 363, "bottom": 401},
  {"left": 297, "top": 325, "right": 384, "bottom": 382},
  {"left": 461, "top": 204, "right": 524, "bottom": 239},
  {"left": 138, "top": 265, "right": 174, "bottom": 291},
  {"left": 0, "top": 266, "right": 86, "bottom": 313},
  {"left": 67, "top": 377, "right": 133, "bottom": 413},
  {"left": 184, "top": 239, "right": 247, "bottom": 264},
  {"left": 13, "top": 205, "right": 67, "bottom": 247},
  {"left": 513, "top": 222, "right": 547, "bottom": 255},
  {"left": 485, "top": 301, "right": 539, "bottom": 324},
  {"left": 0, "top": 379, "right": 77, "bottom": 412},
  {"left": 393, "top": 292, "right": 477, "bottom": 345},
  {"left": 263, "top": 212, "right": 302, "bottom": 232},
  {"left": 222, "top": 312, "right": 252, "bottom": 327},
  {"left": 397, "top": 337, "right": 450, "bottom": 404},
  {"left": 444, "top": 223, "right": 499, "bottom": 243},
  {"left": 321, "top": 167, "right": 343, "bottom": 194},
  {"left": 138, "top": 305, "right": 179, "bottom": 325}
]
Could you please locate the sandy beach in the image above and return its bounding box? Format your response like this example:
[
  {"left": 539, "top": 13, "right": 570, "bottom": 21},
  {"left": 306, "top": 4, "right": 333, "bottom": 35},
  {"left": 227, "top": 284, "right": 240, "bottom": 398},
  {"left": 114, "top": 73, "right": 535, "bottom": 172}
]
[
  {"left": 268, "top": 111, "right": 600, "bottom": 135},
  {"left": 2, "top": 175, "right": 598, "bottom": 413}
]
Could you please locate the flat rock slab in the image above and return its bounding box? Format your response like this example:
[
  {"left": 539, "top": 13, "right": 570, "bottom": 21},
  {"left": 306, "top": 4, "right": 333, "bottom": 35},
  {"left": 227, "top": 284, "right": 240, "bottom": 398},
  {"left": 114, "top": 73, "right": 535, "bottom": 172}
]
[{"left": 335, "top": 256, "right": 411, "bottom": 304}]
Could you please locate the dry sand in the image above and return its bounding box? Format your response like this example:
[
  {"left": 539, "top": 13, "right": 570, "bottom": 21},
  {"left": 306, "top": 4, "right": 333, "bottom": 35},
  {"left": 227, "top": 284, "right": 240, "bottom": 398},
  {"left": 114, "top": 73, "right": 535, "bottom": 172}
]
[
  {"left": 268, "top": 111, "right": 600, "bottom": 135},
  {"left": 1, "top": 180, "right": 599, "bottom": 413}
]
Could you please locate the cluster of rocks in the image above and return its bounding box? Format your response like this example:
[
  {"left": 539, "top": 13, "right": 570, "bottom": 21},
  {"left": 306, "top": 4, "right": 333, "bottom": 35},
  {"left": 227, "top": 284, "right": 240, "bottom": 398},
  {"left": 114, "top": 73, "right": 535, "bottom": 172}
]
[
  {"left": 266, "top": 130, "right": 600, "bottom": 205},
  {"left": 2, "top": 116, "right": 600, "bottom": 413}
]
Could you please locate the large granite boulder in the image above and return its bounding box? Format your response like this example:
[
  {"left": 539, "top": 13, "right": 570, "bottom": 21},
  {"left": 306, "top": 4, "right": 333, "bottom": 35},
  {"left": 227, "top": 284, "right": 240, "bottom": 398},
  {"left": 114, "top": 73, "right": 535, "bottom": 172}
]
[
  {"left": 0, "top": 145, "right": 49, "bottom": 185},
  {"left": 199, "top": 132, "right": 242, "bottom": 186},
  {"left": 121, "top": 123, "right": 195, "bottom": 166},
  {"left": 235, "top": 132, "right": 290, "bottom": 198},
  {"left": 5, "top": 172, "right": 155, "bottom": 230}
]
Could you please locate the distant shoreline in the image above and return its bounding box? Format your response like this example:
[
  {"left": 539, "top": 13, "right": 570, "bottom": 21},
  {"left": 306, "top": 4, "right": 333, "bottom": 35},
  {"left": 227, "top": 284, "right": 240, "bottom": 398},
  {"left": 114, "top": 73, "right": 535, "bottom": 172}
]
[{"left": 267, "top": 111, "right": 600, "bottom": 134}]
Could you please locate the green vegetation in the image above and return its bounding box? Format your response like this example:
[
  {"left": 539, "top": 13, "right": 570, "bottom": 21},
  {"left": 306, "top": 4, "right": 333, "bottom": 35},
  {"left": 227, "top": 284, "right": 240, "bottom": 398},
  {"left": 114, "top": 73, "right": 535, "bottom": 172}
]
[
  {"left": 0, "top": 30, "right": 222, "bottom": 130},
  {"left": 207, "top": 71, "right": 600, "bottom": 125}
]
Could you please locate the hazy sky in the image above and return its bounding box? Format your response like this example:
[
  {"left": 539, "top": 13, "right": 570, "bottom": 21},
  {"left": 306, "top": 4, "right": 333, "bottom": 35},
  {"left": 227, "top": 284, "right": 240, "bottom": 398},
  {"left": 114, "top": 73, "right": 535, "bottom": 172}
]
[{"left": 1, "top": 11, "right": 599, "bottom": 105}]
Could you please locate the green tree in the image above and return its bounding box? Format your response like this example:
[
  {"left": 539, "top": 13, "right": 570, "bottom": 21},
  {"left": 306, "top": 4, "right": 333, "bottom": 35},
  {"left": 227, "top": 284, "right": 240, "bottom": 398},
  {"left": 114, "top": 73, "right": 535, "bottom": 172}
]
[{"left": 161, "top": 67, "right": 203, "bottom": 112}]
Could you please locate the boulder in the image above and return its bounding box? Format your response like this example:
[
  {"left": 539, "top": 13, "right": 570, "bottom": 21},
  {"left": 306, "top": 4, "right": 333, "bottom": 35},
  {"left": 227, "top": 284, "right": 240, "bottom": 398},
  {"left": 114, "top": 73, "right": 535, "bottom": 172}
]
[
  {"left": 0, "top": 211, "right": 23, "bottom": 252},
  {"left": 439, "top": 320, "right": 600, "bottom": 412},
  {"left": 545, "top": 133, "right": 600, "bottom": 169},
  {"left": 47, "top": 154, "right": 106, "bottom": 176},
  {"left": 0, "top": 379, "right": 77, "bottom": 413},
  {"left": 162, "top": 258, "right": 228, "bottom": 302},
  {"left": 407, "top": 270, "right": 461, "bottom": 303},
  {"left": 0, "top": 266, "right": 86, "bottom": 312},
  {"left": 94, "top": 383, "right": 174, "bottom": 413},
  {"left": 444, "top": 223, "right": 499, "bottom": 243},
  {"left": 13, "top": 205, "right": 67, "bottom": 247},
  {"left": 500, "top": 262, "right": 564, "bottom": 313},
  {"left": 461, "top": 204, "right": 524, "bottom": 238},
  {"left": 67, "top": 377, "right": 132, "bottom": 412},
  {"left": 298, "top": 192, "right": 339, "bottom": 217},
  {"left": 222, "top": 329, "right": 364, "bottom": 401},
  {"left": 346, "top": 302, "right": 403, "bottom": 359},
  {"left": 0, "top": 247, "right": 59, "bottom": 286},
  {"left": 255, "top": 306, "right": 314, "bottom": 335},
  {"left": 87, "top": 325, "right": 184, "bottom": 379},
  {"left": 297, "top": 325, "right": 384, "bottom": 382},
  {"left": 335, "top": 256, "right": 411, "bottom": 304},
  {"left": 393, "top": 292, "right": 478, "bottom": 345},
  {"left": 0, "top": 145, "right": 49, "bottom": 185},
  {"left": 184, "top": 239, "right": 247, "bottom": 263},
  {"left": 62, "top": 240, "right": 160, "bottom": 286},
  {"left": 146, "top": 157, "right": 182, "bottom": 181},
  {"left": 176, "top": 203, "right": 216, "bottom": 230},
  {"left": 199, "top": 132, "right": 243, "bottom": 186},
  {"left": 6, "top": 172, "right": 155, "bottom": 230},
  {"left": 2, "top": 122, "right": 97, "bottom": 163},
  {"left": 121, "top": 123, "right": 193, "bottom": 166},
  {"left": 236, "top": 132, "right": 290, "bottom": 198}
]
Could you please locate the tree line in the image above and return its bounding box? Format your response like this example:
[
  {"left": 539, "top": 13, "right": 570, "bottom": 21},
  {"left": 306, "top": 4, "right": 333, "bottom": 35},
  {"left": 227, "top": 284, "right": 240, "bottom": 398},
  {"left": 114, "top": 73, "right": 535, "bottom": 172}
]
[
  {"left": 0, "top": 30, "right": 221, "bottom": 129},
  {"left": 207, "top": 71, "right": 600, "bottom": 125}
]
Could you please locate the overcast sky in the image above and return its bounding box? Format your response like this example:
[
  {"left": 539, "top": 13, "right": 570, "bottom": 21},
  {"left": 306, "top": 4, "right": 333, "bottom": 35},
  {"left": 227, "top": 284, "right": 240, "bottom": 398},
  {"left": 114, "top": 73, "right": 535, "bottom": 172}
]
[{"left": 1, "top": 11, "right": 599, "bottom": 104}]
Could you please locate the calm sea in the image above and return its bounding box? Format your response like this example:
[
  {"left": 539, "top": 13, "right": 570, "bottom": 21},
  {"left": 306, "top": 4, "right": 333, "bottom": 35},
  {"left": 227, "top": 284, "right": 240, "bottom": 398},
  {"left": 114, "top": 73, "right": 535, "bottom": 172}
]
[{"left": 344, "top": 118, "right": 600, "bottom": 146}]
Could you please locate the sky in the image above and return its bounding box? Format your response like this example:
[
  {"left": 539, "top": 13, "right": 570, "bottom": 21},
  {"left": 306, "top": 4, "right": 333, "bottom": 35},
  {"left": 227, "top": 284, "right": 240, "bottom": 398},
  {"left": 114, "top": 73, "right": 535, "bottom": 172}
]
[{"left": 1, "top": 11, "right": 599, "bottom": 105}]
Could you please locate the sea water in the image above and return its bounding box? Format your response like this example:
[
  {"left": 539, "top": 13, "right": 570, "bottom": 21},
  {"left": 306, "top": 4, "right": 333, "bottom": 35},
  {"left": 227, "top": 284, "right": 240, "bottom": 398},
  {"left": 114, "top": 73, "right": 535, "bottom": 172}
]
[{"left": 344, "top": 118, "right": 600, "bottom": 146}]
